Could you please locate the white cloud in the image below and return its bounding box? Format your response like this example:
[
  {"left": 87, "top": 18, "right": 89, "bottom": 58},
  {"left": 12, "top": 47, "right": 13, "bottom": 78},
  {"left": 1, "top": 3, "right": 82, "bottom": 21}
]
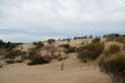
[{"left": 0, "top": 0, "right": 125, "bottom": 42}]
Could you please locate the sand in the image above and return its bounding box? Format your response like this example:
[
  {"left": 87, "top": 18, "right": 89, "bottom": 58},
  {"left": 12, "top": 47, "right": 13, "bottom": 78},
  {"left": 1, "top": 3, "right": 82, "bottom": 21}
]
[{"left": 0, "top": 57, "right": 112, "bottom": 83}]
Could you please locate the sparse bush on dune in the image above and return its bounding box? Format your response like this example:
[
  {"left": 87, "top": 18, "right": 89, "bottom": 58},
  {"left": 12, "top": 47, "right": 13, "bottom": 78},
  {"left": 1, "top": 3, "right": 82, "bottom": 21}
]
[
  {"left": 59, "top": 44, "right": 70, "bottom": 49},
  {"left": 98, "top": 53, "right": 125, "bottom": 83},
  {"left": 108, "top": 44, "right": 121, "bottom": 54},
  {"left": 59, "top": 44, "right": 76, "bottom": 54},
  {"left": 98, "top": 43, "right": 124, "bottom": 83},
  {"left": 5, "top": 50, "right": 25, "bottom": 59},
  {"left": 4, "top": 49, "right": 27, "bottom": 64},
  {"left": 77, "top": 42, "right": 104, "bottom": 62},
  {"left": 92, "top": 37, "right": 101, "bottom": 43},
  {"left": 33, "top": 41, "right": 44, "bottom": 48},
  {"left": 47, "top": 39, "right": 55, "bottom": 44},
  {"left": 66, "top": 47, "right": 76, "bottom": 54},
  {"left": 28, "top": 48, "right": 52, "bottom": 65},
  {"left": 104, "top": 44, "right": 121, "bottom": 56}
]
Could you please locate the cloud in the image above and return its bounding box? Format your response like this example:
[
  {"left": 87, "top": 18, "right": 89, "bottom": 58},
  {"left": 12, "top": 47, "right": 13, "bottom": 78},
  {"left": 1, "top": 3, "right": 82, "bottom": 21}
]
[{"left": 0, "top": 0, "right": 125, "bottom": 42}]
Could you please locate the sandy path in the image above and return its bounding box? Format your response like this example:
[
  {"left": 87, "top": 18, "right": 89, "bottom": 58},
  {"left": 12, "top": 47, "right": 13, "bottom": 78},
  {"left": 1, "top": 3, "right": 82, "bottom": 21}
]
[{"left": 0, "top": 60, "right": 112, "bottom": 83}]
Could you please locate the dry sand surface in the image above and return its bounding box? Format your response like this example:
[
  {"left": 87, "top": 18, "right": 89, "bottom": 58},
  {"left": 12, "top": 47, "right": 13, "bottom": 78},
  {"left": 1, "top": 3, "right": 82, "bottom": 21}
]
[{"left": 0, "top": 56, "right": 112, "bottom": 83}]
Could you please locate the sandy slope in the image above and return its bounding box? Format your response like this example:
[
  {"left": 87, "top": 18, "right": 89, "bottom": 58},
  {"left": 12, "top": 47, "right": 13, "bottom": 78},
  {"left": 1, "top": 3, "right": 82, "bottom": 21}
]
[{"left": 0, "top": 55, "right": 112, "bottom": 83}]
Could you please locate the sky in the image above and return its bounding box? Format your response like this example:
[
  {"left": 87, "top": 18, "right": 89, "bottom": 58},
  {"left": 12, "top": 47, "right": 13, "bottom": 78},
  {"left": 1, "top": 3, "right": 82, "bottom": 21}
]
[{"left": 0, "top": 0, "right": 125, "bottom": 42}]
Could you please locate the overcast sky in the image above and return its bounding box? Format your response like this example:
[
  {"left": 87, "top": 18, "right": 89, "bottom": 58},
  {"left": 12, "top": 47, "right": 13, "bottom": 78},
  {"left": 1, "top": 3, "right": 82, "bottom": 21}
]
[{"left": 0, "top": 0, "right": 125, "bottom": 42}]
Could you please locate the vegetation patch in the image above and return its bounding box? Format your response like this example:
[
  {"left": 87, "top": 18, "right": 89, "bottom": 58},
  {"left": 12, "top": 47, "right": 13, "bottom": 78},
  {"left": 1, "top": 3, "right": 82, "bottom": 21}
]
[
  {"left": 98, "top": 53, "right": 125, "bottom": 83},
  {"left": 77, "top": 42, "right": 104, "bottom": 62},
  {"left": 104, "top": 34, "right": 125, "bottom": 44},
  {"left": 28, "top": 48, "right": 52, "bottom": 65}
]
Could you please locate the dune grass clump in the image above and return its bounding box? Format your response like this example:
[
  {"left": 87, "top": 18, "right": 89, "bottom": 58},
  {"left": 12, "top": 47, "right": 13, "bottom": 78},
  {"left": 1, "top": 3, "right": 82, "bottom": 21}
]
[
  {"left": 59, "top": 44, "right": 76, "bottom": 54},
  {"left": 77, "top": 42, "right": 104, "bottom": 62},
  {"left": 98, "top": 43, "right": 124, "bottom": 83},
  {"left": 5, "top": 50, "right": 25, "bottom": 59},
  {"left": 98, "top": 53, "right": 125, "bottom": 83},
  {"left": 107, "top": 44, "right": 121, "bottom": 55},
  {"left": 92, "top": 37, "right": 101, "bottom": 43},
  {"left": 66, "top": 47, "right": 76, "bottom": 54},
  {"left": 59, "top": 44, "right": 70, "bottom": 49},
  {"left": 47, "top": 39, "right": 55, "bottom": 44},
  {"left": 33, "top": 41, "right": 44, "bottom": 48},
  {"left": 5, "top": 50, "right": 26, "bottom": 64},
  {"left": 28, "top": 48, "right": 52, "bottom": 65},
  {"left": 102, "top": 44, "right": 122, "bottom": 60}
]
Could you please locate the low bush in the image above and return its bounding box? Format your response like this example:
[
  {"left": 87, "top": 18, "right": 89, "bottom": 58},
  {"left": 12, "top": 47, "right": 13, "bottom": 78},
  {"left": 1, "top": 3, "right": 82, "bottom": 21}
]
[
  {"left": 5, "top": 50, "right": 24, "bottom": 59},
  {"left": 47, "top": 39, "right": 55, "bottom": 44},
  {"left": 59, "top": 44, "right": 70, "bottom": 49},
  {"left": 5, "top": 50, "right": 27, "bottom": 59},
  {"left": 98, "top": 53, "right": 125, "bottom": 83},
  {"left": 66, "top": 47, "right": 76, "bottom": 54},
  {"left": 28, "top": 48, "right": 52, "bottom": 65},
  {"left": 77, "top": 42, "right": 104, "bottom": 62},
  {"left": 92, "top": 37, "right": 101, "bottom": 43},
  {"left": 105, "top": 44, "right": 121, "bottom": 55},
  {"left": 33, "top": 41, "right": 44, "bottom": 48},
  {"left": 28, "top": 57, "right": 51, "bottom": 65}
]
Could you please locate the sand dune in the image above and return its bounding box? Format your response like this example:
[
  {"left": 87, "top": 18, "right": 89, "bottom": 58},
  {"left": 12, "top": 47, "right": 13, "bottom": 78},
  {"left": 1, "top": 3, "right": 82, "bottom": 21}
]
[{"left": 0, "top": 55, "right": 112, "bottom": 83}]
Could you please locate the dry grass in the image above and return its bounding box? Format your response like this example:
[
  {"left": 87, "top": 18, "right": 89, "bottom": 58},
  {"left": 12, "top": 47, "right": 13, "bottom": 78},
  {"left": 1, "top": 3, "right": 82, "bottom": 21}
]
[
  {"left": 98, "top": 52, "right": 125, "bottom": 83},
  {"left": 28, "top": 48, "right": 52, "bottom": 65},
  {"left": 77, "top": 42, "right": 104, "bottom": 62},
  {"left": 106, "top": 36, "right": 125, "bottom": 44}
]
